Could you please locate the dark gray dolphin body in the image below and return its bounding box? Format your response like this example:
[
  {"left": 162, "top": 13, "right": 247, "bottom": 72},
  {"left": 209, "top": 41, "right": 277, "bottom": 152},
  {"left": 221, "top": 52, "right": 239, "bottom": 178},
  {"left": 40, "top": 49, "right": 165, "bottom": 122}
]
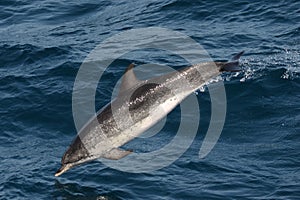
[{"left": 55, "top": 51, "right": 244, "bottom": 176}]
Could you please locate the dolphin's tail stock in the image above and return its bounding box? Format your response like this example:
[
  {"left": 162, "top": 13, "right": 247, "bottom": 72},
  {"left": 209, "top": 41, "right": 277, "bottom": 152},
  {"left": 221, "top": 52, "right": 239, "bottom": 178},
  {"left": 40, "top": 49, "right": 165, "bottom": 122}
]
[{"left": 218, "top": 51, "right": 244, "bottom": 72}]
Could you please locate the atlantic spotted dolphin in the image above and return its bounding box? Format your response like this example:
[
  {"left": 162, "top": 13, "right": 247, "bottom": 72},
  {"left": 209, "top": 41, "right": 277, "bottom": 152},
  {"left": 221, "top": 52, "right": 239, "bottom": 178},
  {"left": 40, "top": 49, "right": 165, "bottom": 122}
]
[{"left": 55, "top": 51, "right": 244, "bottom": 176}]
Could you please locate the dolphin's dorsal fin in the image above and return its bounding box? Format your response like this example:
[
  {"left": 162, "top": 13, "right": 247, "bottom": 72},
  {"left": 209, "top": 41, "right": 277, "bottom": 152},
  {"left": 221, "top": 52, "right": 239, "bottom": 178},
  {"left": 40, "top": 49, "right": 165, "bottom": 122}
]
[{"left": 119, "top": 63, "right": 140, "bottom": 94}]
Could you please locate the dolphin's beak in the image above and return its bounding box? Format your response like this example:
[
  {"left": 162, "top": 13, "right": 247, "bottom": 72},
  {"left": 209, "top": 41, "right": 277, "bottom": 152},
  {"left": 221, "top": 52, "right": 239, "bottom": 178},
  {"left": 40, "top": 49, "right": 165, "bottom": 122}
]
[{"left": 55, "top": 164, "right": 71, "bottom": 177}]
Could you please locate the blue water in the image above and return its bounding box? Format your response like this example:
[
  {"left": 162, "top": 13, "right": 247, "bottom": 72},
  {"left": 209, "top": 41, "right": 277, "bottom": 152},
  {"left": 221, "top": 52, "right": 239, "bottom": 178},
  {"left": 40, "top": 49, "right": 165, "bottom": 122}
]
[{"left": 1, "top": 0, "right": 300, "bottom": 199}]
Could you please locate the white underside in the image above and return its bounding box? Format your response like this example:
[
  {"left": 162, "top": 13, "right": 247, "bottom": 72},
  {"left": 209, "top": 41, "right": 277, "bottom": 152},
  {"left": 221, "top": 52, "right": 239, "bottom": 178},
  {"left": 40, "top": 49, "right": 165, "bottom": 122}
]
[{"left": 90, "top": 90, "right": 191, "bottom": 157}]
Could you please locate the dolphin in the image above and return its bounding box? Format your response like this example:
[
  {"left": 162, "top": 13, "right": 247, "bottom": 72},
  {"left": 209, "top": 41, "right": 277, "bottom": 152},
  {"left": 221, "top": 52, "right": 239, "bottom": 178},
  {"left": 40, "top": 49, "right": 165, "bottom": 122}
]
[{"left": 55, "top": 51, "right": 244, "bottom": 176}]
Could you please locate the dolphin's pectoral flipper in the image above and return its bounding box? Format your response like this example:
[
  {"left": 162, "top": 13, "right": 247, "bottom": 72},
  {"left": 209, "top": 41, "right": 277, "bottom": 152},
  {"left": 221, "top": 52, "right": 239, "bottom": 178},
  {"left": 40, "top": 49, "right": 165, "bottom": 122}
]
[{"left": 102, "top": 148, "right": 133, "bottom": 160}]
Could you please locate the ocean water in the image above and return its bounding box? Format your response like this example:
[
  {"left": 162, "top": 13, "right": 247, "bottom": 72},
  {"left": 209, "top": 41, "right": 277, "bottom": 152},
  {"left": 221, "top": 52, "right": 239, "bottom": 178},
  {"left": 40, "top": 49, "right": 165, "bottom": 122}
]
[{"left": 1, "top": 0, "right": 300, "bottom": 199}]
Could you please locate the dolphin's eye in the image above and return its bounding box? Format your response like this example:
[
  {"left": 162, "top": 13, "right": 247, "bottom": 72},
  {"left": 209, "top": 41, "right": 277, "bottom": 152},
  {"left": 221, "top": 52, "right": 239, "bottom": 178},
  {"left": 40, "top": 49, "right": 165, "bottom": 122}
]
[{"left": 62, "top": 137, "right": 89, "bottom": 164}]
